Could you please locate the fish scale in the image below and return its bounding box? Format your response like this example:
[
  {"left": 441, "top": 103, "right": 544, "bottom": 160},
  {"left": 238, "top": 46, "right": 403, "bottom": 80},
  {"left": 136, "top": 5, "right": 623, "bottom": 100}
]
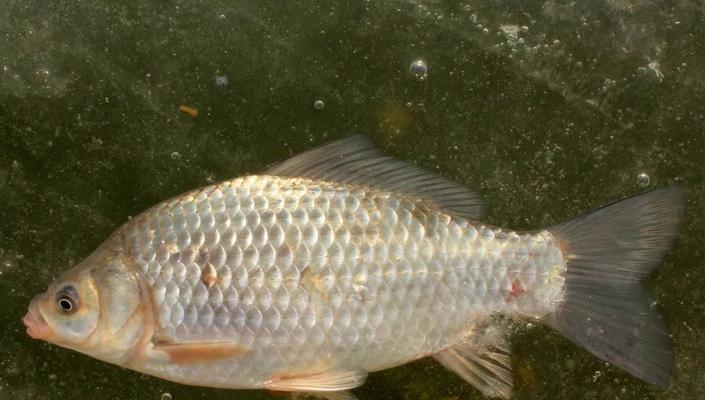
[{"left": 121, "top": 174, "right": 564, "bottom": 386}]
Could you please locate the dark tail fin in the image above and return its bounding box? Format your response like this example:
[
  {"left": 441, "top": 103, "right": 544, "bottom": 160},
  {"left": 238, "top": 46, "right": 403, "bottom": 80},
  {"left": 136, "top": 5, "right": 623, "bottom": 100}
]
[{"left": 546, "top": 187, "right": 685, "bottom": 387}]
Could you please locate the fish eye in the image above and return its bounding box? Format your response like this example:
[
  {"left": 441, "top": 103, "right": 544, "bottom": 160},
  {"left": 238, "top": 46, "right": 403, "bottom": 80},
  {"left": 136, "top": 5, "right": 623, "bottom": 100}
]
[{"left": 55, "top": 285, "right": 79, "bottom": 313}]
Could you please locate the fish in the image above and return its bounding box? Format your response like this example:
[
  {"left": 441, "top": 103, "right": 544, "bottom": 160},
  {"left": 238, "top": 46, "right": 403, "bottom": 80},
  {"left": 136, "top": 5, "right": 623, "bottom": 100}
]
[{"left": 23, "top": 136, "right": 684, "bottom": 398}]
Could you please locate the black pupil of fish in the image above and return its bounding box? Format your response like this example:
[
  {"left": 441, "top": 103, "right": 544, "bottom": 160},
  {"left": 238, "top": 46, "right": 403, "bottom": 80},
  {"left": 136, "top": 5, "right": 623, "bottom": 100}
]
[{"left": 58, "top": 297, "right": 73, "bottom": 311}]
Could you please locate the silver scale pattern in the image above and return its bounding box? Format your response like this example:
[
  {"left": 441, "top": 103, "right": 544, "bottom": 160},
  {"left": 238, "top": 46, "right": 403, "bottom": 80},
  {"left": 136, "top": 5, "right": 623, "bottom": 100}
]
[{"left": 122, "top": 175, "right": 564, "bottom": 385}]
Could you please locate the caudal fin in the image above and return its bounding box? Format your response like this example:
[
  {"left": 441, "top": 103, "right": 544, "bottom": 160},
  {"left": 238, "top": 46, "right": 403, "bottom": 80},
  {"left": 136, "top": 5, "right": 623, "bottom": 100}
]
[{"left": 546, "top": 187, "right": 685, "bottom": 387}]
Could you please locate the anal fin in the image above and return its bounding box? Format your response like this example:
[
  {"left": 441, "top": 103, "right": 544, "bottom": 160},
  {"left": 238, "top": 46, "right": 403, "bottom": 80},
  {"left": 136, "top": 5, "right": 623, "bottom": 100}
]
[
  {"left": 265, "top": 368, "right": 367, "bottom": 393},
  {"left": 432, "top": 322, "right": 513, "bottom": 399}
]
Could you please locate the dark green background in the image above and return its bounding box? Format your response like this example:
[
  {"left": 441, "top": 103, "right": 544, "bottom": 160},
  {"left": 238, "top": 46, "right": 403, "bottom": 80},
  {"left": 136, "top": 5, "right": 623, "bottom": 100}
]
[{"left": 1, "top": 1, "right": 703, "bottom": 399}]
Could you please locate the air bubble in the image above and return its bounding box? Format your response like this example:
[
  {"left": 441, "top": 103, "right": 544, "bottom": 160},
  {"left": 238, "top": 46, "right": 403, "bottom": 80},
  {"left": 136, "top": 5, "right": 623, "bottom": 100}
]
[
  {"left": 314, "top": 100, "right": 325, "bottom": 111},
  {"left": 636, "top": 172, "right": 650, "bottom": 187},
  {"left": 161, "top": 393, "right": 173, "bottom": 400},
  {"left": 408, "top": 59, "right": 428, "bottom": 81},
  {"left": 215, "top": 74, "right": 229, "bottom": 86},
  {"left": 170, "top": 151, "right": 182, "bottom": 160}
]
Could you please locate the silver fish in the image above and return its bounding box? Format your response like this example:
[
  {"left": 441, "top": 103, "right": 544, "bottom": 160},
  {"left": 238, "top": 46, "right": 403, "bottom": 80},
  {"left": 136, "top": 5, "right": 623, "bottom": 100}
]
[{"left": 24, "top": 136, "right": 684, "bottom": 398}]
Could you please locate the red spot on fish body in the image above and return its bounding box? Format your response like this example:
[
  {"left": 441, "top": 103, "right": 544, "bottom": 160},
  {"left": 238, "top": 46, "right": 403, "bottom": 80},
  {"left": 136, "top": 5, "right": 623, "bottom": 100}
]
[{"left": 510, "top": 280, "right": 525, "bottom": 297}]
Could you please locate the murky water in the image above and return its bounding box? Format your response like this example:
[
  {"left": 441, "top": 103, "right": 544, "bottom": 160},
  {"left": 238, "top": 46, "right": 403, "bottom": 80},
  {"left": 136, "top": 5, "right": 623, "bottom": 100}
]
[{"left": 1, "top": 1, "right": 704, "bottom": 399}]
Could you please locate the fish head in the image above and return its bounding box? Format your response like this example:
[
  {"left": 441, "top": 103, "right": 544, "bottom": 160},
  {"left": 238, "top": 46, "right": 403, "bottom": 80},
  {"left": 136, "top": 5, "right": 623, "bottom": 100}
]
[{"left": 24, "top": 249, "right": 150, "bottom": 365}]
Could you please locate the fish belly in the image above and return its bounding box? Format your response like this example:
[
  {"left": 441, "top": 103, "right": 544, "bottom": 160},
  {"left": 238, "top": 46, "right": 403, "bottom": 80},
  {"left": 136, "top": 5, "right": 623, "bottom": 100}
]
[{"left": 121, "top": 175, "right": 564, "bottom": 387}]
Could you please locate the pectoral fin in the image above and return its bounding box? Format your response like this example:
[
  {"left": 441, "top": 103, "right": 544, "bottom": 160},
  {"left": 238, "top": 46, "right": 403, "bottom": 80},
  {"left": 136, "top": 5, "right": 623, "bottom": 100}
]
[
  {"left": 265, "top": 368, "right": 367, "bottom": 392},
  {"left": 153, "top": 342, "right": 248, "bottom": 364},
  {"left": 432, "top": 322, "right": 513, "bottom": 398}
]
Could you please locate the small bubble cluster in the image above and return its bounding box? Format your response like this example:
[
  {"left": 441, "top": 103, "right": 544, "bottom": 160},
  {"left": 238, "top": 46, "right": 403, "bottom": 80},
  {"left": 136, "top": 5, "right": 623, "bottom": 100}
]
[
  {"left": 592, "top": 370, "right": 602, "bottom": 383},
  {"left": 33, "top": 68, "right": 50, "bottom": 85}
]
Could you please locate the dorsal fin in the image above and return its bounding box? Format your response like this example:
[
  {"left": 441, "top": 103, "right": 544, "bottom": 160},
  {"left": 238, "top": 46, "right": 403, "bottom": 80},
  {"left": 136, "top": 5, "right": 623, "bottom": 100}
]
[
  {"left": 264, "top": 135, "right": 487, "bottom": 220},
  {"left": 432, "top": 321, "right": 513, "bottom": 398}
]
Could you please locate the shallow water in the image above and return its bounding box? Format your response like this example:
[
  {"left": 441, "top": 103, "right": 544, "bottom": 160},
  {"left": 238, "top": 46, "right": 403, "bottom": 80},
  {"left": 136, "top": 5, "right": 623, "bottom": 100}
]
[{"left": 1, "top": 1, "right": 704, "bottom": 399}]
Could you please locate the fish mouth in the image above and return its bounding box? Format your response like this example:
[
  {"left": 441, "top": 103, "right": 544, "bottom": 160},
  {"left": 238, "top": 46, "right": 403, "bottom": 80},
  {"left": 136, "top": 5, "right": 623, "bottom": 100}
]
[{"left": 23, "top": 305, "right": 51, "bottom": 340}]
